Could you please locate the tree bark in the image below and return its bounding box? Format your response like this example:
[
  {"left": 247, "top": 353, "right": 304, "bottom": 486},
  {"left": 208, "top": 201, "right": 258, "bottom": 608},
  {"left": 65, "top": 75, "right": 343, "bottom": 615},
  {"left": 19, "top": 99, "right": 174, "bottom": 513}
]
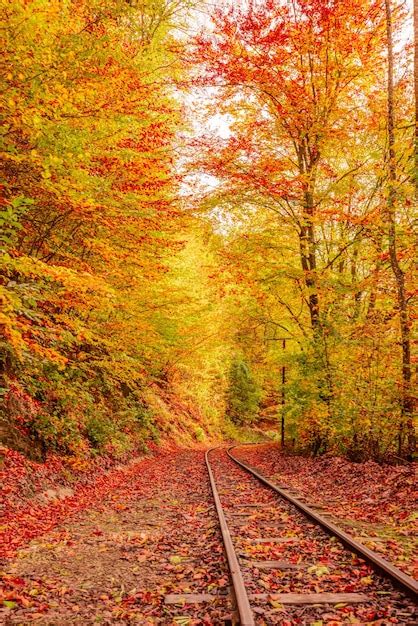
[
  {"left": 296, "top": 143, "right": 335, "bottom": 413},
  {"left": 296, "top": 143, "right": 320, "bottom": 333},
  {"left": 299, "top": 189, "right": 320, "bottom": 332}
]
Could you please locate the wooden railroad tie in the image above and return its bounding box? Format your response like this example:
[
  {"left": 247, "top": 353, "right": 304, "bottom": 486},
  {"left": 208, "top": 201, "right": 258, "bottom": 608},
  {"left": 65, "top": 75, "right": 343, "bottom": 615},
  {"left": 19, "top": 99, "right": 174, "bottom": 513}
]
[
  {"left": 245, "top": 560, "right": 303, "bottom": 570},
  {"left": 231, "top": 503, "right": 274, "bottom": 508},
  {"left": 249, "top": 592, "right": 370, "bottom": 605},
  {"left": 164, "top": 592, "right": 371, "bottom": 606},
  {"left": 164, "top": 593, "right": 217, "bottom": 605},
  {"left": 251, "top": 537, "right": 297, "bottom": 543},
  {"left": 256, "top": 521, "right": 287, "bottom": 527},
  {"left": 354, "top": 536, "right": 391, "bottom": 543}
]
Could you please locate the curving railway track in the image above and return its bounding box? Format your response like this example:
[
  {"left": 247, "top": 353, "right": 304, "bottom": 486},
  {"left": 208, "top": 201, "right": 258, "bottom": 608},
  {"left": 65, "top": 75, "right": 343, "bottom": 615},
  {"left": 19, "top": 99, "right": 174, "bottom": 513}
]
[{"left": 204, "top": 444, "right": 417, "bottom": 625}]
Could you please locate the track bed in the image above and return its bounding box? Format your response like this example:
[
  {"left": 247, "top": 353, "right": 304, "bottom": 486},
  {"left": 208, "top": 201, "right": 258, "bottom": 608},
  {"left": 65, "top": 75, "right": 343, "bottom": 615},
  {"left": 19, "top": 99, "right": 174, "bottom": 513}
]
[{"left": 206, "top": 446, "right": 417, "bottom": 625}]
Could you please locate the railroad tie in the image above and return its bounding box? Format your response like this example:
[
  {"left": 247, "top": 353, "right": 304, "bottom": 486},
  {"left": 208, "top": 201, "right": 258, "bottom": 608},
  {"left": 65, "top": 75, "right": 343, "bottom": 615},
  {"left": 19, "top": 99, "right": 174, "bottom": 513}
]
[
  {"left": 230, "top": 512, "right": 254, "bottom": 517},
  {"left": 245, "top": 560, "right": 303, "bottom": 570},
  {"left": 164, "top": 593, "right": 218, "bottom": 605},
  {"left": 251, "top": 537, "right": 297, "bottom": 544},
  {"left": 354, "top": 536, "right": 391, "bottom": 542},
  {"left": 231, "top": 503, "right": 274, "bottom": 508},
  {"left": 249, "top": 592, "right": 370, "bottom": 605}
]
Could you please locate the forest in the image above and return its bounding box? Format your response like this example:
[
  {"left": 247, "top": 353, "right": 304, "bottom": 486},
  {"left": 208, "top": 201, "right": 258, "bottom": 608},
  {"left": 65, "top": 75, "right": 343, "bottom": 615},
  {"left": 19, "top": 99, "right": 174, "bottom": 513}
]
[
  {"left": 1, "top": 0, "right": 416, "bottom": 462},
  {"left": 1, "top": 1, "right": 417, "bottom": 624}
]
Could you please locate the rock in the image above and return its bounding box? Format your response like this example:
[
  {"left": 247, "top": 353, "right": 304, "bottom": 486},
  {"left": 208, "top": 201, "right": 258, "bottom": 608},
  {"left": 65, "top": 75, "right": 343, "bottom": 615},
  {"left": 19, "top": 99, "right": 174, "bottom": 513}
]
[{"left": 41, "top": 487, "right": 74, "bottom": 502}]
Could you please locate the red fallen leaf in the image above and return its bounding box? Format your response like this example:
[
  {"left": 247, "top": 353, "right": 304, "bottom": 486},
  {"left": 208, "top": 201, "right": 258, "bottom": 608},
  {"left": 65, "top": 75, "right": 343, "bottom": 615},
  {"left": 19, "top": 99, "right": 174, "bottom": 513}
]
[
  {"left": 7, "top": 577, "right": 26, "bottom": 586},
  {"left": 236, "top": 444, "right": 416, "bottom": 579},
  {"left": 0, "top": 447, "right": 161, "bottom": 560},
  {"left": 365, "top": 611, "right": 378, "bottom": 620},
  {"left": 92, "top": 529, "right": 103, "bottom": 536}
]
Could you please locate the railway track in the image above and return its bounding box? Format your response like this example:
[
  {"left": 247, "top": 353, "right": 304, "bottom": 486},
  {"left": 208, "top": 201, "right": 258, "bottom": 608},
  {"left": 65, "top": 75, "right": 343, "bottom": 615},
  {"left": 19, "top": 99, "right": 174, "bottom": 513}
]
[{"left": 204, "top": 444, "right": 417, "bottom": 625}]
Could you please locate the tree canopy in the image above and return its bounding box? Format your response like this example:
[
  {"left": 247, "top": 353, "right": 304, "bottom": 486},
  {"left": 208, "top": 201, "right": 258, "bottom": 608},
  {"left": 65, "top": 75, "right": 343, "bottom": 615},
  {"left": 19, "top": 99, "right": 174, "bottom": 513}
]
[{"left": 1, "top": 0, "right": 416, "bottom": 462}]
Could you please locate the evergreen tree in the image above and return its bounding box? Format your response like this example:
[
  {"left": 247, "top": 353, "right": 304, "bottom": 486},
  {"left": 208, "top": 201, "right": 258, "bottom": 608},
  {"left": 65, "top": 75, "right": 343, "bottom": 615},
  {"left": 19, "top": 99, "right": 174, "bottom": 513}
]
[{"left": 226, "top": 360, "right": 260, "bottom": 425}]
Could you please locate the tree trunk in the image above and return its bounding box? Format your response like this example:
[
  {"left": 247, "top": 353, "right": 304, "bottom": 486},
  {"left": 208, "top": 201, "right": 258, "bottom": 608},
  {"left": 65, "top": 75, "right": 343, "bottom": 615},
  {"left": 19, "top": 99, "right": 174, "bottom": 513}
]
[
  {"left": 297, "top": 145, "right": 335, "bottom": 410},
  {"left": 384, "top": 0, "right": 414, "bottom": 456},
  {"left": 299, "top": 183, "right": 320, "bottom": 332},
  {"left": 281, "top": 338, "right": 286, "bottom": 447}
]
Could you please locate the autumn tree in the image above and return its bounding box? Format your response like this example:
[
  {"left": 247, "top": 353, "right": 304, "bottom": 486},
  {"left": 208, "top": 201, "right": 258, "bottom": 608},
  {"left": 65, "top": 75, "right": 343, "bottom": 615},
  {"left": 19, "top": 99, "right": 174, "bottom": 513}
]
[
  {"left": 1, "top": 0, "right": 230, "bottom": 456},
  {"left": 188, "top": 0, "right": 416, "bottom": 458},
  {"left": 383, "top": 0, "right": 414, "bottom": 456}
]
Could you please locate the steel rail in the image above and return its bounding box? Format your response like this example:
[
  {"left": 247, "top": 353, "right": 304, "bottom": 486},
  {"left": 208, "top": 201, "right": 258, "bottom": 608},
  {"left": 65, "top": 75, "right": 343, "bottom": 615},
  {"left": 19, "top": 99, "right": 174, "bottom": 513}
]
[
  {"left": 227, "top": 444, "right": 418, "bottom": 600},
  {"left": 205, "top": 448, "right": 255, "bottom": 626}
]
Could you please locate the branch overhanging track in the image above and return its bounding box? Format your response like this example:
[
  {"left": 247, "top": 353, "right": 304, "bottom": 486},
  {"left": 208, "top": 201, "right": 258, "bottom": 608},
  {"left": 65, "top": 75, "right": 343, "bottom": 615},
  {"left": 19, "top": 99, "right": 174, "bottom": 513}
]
[{"left": 206, "top": 443, "right": 417, "bottom": 626}]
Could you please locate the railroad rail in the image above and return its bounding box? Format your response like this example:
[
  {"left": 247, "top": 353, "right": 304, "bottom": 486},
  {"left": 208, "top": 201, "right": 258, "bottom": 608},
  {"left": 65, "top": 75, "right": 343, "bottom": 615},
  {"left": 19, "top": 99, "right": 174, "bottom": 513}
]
[
  {"left": 205, "top": 444, "right": 417, "bottom": 625},
  {"left": 205, "top": 447, "right": 254, "bottom": 625}
]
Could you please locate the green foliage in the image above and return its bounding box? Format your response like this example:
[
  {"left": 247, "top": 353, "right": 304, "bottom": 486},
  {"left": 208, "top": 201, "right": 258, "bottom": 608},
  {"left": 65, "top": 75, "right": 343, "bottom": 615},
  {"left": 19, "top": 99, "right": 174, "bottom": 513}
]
[
  {"left": 0, "top": 197, "right": 33, "bottom": 246},
  {"left": 85, "top": 416, "right": 116, "bottom": 450},
  {"left": 225, "top": 359, "right": 260, "bottom": 426},
  {"left": 194, "top": 426, "right": 205, "bottom": 442},
  {"left": 221, "top": 419, "right": 267, "bottom": 444}
]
